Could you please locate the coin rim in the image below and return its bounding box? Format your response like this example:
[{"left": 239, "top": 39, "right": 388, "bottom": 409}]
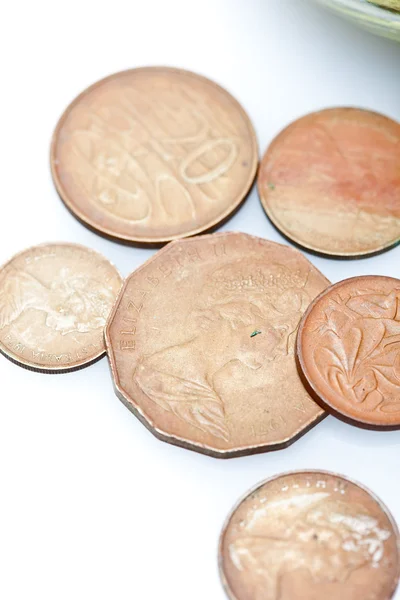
[
  {"left": 50, "top": 66, "right": 259, "bottom": 245},
  {"left": 0, "top": 242, "right": 122, "bottom": 373},
  {"left": 257, "top": 107, "right": 400, "bottom": 259},
  {"left": 297, "top": 275, "right": 400, "bottom": 427},
  {"left": 218, "top": 469, "right": 400, "bottom": 600},
  {"left": 104, "top": 231, "right": 329, "bottom": 457}
]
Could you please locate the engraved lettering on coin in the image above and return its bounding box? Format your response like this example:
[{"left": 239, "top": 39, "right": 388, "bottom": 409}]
[
  {"left": 219, "top": 471, "right": 400, "bottom": 600},
  {"left": 105, "top": 232, "right": 329, "bottom": 457},
  {"left": 0, "top": 244, "right": 122, "bottom": 372},
  {"left": 51, "top": 67, "right": 258, "bottom": 243},
  {"left": 258, "top": 108, "right": 400, "bottom": 257},
  {"left": 297, "top": 276, "right": 400, "bottom": 427}
]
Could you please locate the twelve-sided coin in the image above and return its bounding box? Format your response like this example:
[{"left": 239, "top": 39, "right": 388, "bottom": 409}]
[{"left": 105, "top": 232, "right": 329, "bottom": 457}]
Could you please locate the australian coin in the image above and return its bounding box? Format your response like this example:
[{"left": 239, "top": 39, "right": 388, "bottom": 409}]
[
  {"left": 51, "top": 67, "right": 258, "bottom": 244},
  {"left": 0, "top": 243, "right": 122, "bottom": 372},
  {"left": 297, "top": 275, "right": 400, "bottom": 427},
  {"left": 219, "top": 471, "right": 400, "bottom": 600},
  {"left": 258, "top": 107, "right": 400, "bottom": 258},
  {"left": 105, "top": 232, "right": 329, "bottom": 457}
]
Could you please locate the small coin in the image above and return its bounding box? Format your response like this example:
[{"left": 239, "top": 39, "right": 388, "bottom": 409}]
[
  {"left": 51, "top": 67, "right": 258, "bottom": 245},
  {"left": 258, "top": 107, "right": 400, "bottom": 258},
  {"left": 219, "top": 471, "right": 400, "bottom": 600},
  {"left": 297, "top": 275, "right": 400, "bottom": 427},
  {"left": 0, "top": 243, "right": 122, "bottom": 372},
  {"left": 105, "top": 232, "right": 329, "bottom": 457}
]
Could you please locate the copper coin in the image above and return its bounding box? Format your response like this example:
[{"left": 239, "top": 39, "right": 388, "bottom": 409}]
[
  {"left": 297, "top": 275, "right": 400, "bottom": 428},
  {"left": 219, "top": 470, "right": 400, "bottom": 600},
  {"left": 0, "top": 243, "right": 122, "bottom": 372},
  {"left": 51, "top": 67, "right": 258, "bottom": 245},
  {"left": 258, "top": 108, "right": 400, "bottom": 258},
  {"left": 105, "top": 232, "right": 329, "bottom": 457}
]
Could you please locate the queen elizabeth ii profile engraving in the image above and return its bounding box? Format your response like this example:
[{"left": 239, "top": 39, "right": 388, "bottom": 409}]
[
  {"left": 228, "top": 491, "right": 391, "bottom": 600},
  {"left": 0, "top": 267, "right": 115, "bottom": 335},
  {"left": 134, "top": 262, "right": 311, "bottom": 442}
]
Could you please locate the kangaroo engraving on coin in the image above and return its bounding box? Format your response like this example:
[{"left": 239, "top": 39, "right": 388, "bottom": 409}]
[
  {"left": 258, "top": 108, "right": 400, "bottom": 257},
  {"left": 297, "top": 276, "right": 400, "bottom": 427},
  {"left": 105, "top": 232, "right": 329, "bottom": 457},
  {"left": 0, "top": 243, "right": 122, "bottom": 372},
  {"left": 51, "top": 67, "right": 258, "bottom": 244},
  {"left": 219, "top": 471, "right": 400, "bottom": 600}
]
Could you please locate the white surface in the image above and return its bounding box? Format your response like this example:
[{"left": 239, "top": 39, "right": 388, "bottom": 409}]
[{"left": 1, "top": 1, "right": 399, "bottom": 598}]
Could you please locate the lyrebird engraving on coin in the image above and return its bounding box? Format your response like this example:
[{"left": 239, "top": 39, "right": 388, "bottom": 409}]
[
  {"left": 51, "top": 67, "right": 258, "bottom": 244},
  {"left": 0, "top": 243, "right": 122, "bottom": 372},
  {"left": 219, "top": 471, "right": 400, "bottom": 600},
  {"left": 258, "top": 108, "right": 400, "bottom": 257},
  {"left": 297, "top": 276, "right": 400, "bottom": 427},
  {"left": 105, "top": 232, "right": 329, "bottom": 457}
]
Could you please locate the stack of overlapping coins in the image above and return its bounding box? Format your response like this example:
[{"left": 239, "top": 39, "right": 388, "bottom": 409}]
[{"left": 1, "top": 67, "right": 399, "bottom": 599}]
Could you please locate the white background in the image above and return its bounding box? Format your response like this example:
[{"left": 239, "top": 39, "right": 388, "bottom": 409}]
[{"left": 1, "top": 1, "right": 399, "bottom": 598}]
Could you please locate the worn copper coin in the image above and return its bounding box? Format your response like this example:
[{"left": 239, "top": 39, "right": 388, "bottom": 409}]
[
  {"left": 105, "top": 232, "right": 329, "bottom": 457},
  {"left": 51, "top": 67, "right": 258, "bottom": 245},
  {"left": 0, "top": 243, "right": 122, "bottom": 372},
  {"left": 297, "top": 276, "right": 400, "bottom": 428},
  {"left": 258, "top": 107, "right": 400, "bottom": 258},
  {"left": 219, "top": 470, "right": 400, "bottom": 600}
]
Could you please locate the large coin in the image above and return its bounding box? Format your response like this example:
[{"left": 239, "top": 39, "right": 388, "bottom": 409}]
[
  {"left": 297, "top": 275, "right": 400, "bottom": 428},
  {"left": 219, "top": 471, "right": 400, "bottom": 600},
  {"left": 105, "top": 232, "right": 329, "bottom": 457},
  {"left": 258, "top": 108, "right": 400, "bottom": 258},
  {"left": 51, "top": 67, "right": 258, "bottom": 244},
  {"left": 0, "top": 243, "right": 122, "bottom": 372}
]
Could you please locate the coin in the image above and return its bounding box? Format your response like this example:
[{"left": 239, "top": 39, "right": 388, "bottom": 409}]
[
  {"left": 258, "top": 108, "right": 400, "bottom": 258},
  {"left": 51, "top": 67, "right": 258, "bottom": 245},
  {"left": 219, "top": 470, "right": 400, "bottom": 600},
  {"left": 297, "top": 275, "right": 400, "bottom": 428},
  {"left": 105, "top": 232, "right": 329, "bottom": 457},
  {"left": 0, "top": 243, "right": 122, "bottom": 372}
]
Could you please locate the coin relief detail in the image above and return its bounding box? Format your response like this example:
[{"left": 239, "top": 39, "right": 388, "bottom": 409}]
[
  {"left": 0, "top": 244, "right": 122, "bottom": 371},
  {"left": 51, "top": 68, "right": 258, "bottom": 243},
  {"left": 220, "top": 472, "right": 400, "bottom": 600},
  {"left": 298, "top": 276, "right": 400, "bottom": 426},
  {"left": 106, "top": 232, "right": 329, "bottom": 456}
]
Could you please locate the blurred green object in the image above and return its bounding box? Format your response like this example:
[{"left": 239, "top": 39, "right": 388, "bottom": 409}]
[
  {"left": 313, "top": 0, "right": 400, "bottom": 41},
  {"left": 369, "top": 0, "right": 399, "bottom": 11}
]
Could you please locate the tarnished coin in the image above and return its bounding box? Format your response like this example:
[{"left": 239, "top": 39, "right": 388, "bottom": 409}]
[
  {"left": 219, "top": 471, "right": 400, "bottom": 600},
  {"left": 105, "top": 232, "right": 329, "bottom": 457},
  {"left": 0, "top": 243, "right": 122, "bottom": 372},
  {"left": 297, "top": 276, "right": 400, "bottom": 428},
  {"left": 258, "top": 108, "right": 400, "bottom": 258},
  {"left": 51, "top": 67, "right": 258, "bottom": 244}
]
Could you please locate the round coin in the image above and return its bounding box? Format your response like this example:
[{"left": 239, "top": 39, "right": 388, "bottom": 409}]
[
  {"left": 297, "top": 275, "right": 400, "bottom": 427},
  {"left": 219, "top": 471, "right": 400, "bottom": 600},
  {"left": 258, "top": 107, "right": 400, "bottom": 258},
  {"left": 0, "top": 243, "right": 122, "bottom": 372},
  {"left": 51, "top": 67, "right": 258, "bottom": 244},
  {"left": 105, "top": 232, "right": 329, "bottom": 457}
]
